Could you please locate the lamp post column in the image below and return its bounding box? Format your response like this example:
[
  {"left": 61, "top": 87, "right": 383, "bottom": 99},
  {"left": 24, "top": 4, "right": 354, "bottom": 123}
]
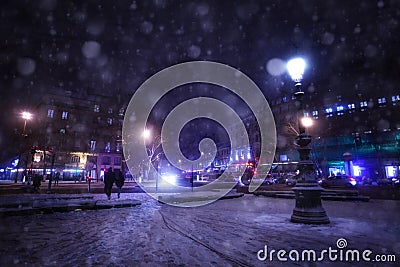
[
  {"left": 287, "top": 58, "right": 329, "bottom": 224},
  {"left": 15, "top": 112, "right": 33, "bottom": 183}
]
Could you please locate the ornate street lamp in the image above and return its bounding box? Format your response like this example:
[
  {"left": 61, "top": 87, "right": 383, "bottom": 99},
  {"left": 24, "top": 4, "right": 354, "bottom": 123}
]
[
  {"left": 14, "top": 111, "right": 33, "bottom": 183},
  {"left": 287, "top": 57, "right": 330, "bottom": 224},
  {"left": 21, "top": 111, "right": 33, "bottom": 137}
]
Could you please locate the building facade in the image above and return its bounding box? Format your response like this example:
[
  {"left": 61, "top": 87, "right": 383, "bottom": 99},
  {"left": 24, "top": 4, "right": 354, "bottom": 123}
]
[
  {"left": 24, "top": 88, "right": 129, "bottom": 181},
  {"left": 7, "top": 87, "right": 400, "bottom": 183},
  {"left": 219, "top": 91, "right": 400, "bottom": 180}
]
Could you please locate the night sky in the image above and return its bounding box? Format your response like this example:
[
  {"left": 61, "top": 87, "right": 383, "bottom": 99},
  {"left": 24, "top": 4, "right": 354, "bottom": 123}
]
[{"left": 1, "top": 0, "right": 399, "bottom": 163}]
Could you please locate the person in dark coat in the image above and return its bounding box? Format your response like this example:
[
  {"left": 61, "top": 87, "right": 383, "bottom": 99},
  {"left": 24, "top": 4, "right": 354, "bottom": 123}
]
[
  {"left": 104, "top": 167, "right": 115, "bottom": 200},
  {"left": 54, "top": 172, "right": 60, "bottom": 186},
  {"left": 32, "top": 174, "right": 41, "bottom": 192},
  {"left": 115, "top": 169, "right": 125, "bottom": 199}
]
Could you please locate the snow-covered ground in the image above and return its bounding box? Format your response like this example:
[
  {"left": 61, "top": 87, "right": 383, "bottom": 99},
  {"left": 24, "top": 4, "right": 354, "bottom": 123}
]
[{"left": 0, "top": 193, "right": 399, "bottom": 266}]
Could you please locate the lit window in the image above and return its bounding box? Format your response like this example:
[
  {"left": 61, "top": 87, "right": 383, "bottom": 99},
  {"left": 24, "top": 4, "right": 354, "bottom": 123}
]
[
  {"left": 116, "top": 142, "right": 121, "bottom": 152},
  {"left": 62, "top": 111, "right": 68, "bottom": 120},
  {"left": 282, "top": 96, "right": 288, "bottom": 103},
  {"left": 107, "top": 118, "right": 113, "bottom": 125},
  {"left": 348, "top": 104, "right": 355, "bottom": 113},
  {"left": 312, "top": 110, "right": 318, "bottom": 118},
  {"left": 94, "top": 105, "right": 100, "bottom": 112},
  {"left": 303, "top": 112, "right": 309, "bottom": 117},
  {"left": 325, "top": 107, "right": 333, "bottom": 118},
  {"left": 108, "top": 108, "right": 113, "bottom": 114},
  {"left": 360, "top": 101, "right": 368, "bottom": 111},
  {"left": 378, "top": 97, "right": 386, "bottom": 104},
  {"left": 105, "top": 142, "right": 111, "bottom": 152},
  {"left": 336, "top": 106, "right": 344, "bottom": 116},
  {"left": 47, "top": 109, "right": 54, "bottom": 118},
  {"left": 90, "top": 140, "right": 96, "bottom": 151},
  {"left": 119, "top": 108, "right": 125, "bottom": 116},
  {"left": 392, "top": 95, "right": 400, "bottom": 106},
  {"left": 71, "top": 156, "right": 80, "bottom": 163}
]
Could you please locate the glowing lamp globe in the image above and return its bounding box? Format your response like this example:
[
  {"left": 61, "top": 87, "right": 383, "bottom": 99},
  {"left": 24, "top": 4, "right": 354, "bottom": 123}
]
[
  {"left": 287, "top": 58, "right": 306, "bottom": 82},
  {"left": 301, "top": 117, "right": 313, "bottom": 128},
  {"left": 21, "top": 112, "right": 32, "bottom": 120}
]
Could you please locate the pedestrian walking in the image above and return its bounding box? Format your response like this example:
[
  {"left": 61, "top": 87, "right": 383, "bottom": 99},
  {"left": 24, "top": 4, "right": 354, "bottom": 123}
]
[
  {"left": 104, "top": 167, "right": 115, "bottom": 200},
  {"left": 32, "top": 174, "right": 41, "bottom": 192},
  {"left": 87, "top": 176, "right": 92, "bottom": 193},
  {"left": 54, "top": 172, "right": 60, "bottom": 186},
  {"left": 115, "top": 169, "right": 125, "bottom": 199}
]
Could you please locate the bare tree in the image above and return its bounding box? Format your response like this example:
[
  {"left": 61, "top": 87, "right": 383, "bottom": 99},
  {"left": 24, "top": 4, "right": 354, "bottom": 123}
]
[
  {"left": 144, "top": 135, "right": 164, "bottom": 180},
  {"left": 286, "top": 122, "right": 300, "bottom": 136}
]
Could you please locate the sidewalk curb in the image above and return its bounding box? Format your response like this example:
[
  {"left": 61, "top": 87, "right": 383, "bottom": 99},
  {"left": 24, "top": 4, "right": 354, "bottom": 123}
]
[
  {"left": 253, "top": 191, "right": 370, "bottom": 202},
  {"left": 0, "top": 195, "right": 141, "bottom": 216},
  {"left": 158, "top": 191, "right": 244, "bottom": 204}
]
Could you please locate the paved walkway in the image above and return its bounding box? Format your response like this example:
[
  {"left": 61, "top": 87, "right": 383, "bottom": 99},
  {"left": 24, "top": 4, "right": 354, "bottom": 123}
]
[{"left": 0, "top": 193, "right": 398, "bottom": 266}]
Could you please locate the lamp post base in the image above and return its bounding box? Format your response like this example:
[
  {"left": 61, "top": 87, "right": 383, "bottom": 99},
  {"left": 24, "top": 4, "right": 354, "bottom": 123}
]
[{"left": 290, "top": 182, "right": 330, "bottom": 224}]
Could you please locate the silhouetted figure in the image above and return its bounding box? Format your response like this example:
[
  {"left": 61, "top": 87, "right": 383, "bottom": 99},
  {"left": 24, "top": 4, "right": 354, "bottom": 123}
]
[
  {"left": 33, "top": 174, "right": 41, "bottom": 192},
  {"left": 115, "top": 169, "right": 125, "bottom": 199},
  {"left": 54, "top": 172, "right": 60, "bottom": 186},
  {"left": 104, "top": 167, "right": 115, "bottom": 200}
]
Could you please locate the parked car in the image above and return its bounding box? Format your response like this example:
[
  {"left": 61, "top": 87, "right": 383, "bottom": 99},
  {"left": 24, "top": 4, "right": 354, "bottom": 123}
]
[
  {"left": 274, "top": 176, "right": 287, "bottom": 184},
  {"left": 320, "top": 175, "right": 357, "bottom": 188},
  {"left": 377, "top": 178, "right": 392, "bottom": 186},
  {"left": 262, "top": 174, "right": 274, "bottom": 185},
  {"left": 285, "top": 174, "right": 297, "bottom": 186},
  {"left": 360, "top": 176, "right": 373, "bottom": 185},
  {"left": 240, "top": 167, "right": 254, "bottom": 185}
]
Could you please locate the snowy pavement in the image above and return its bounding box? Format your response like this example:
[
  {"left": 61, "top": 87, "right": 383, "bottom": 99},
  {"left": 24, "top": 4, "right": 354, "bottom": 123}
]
[{"left": 0, "top": 193, "right": 399, "bottom": 266}]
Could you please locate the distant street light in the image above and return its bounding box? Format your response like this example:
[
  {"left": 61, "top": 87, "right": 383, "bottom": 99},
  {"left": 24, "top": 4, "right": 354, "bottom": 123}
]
[
  {"left": 301, "top": 117, "right": 313, "bottom": 128},
  {"left": 287, "top": 57, "right": 330, "bottom": 224},
  {"left": 21, "top": 111, "right": 33, "bottom": 137},
  {"left": 14, "top": 111, "right": 33, "bottom": 183},
  {"left": 142, "top": 129, "right": 151, "bottom": 140}
]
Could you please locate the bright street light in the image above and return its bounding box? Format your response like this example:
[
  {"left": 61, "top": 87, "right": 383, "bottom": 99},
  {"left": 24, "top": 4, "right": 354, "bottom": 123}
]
[
  {"left": 142, "top": 129, "right": 151, "bottom": 139},
  {"left": 301, "top": 117, "right": 313, "bottom": 128},
  {"left": 287, "top": 57, "right": 306, "bottom": 82},
  {"left": 21, "top": 112, "right": 33, "bottom": 121},
  {"left": 21, "top": 111, "right": 33, "bottom": 136}
]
